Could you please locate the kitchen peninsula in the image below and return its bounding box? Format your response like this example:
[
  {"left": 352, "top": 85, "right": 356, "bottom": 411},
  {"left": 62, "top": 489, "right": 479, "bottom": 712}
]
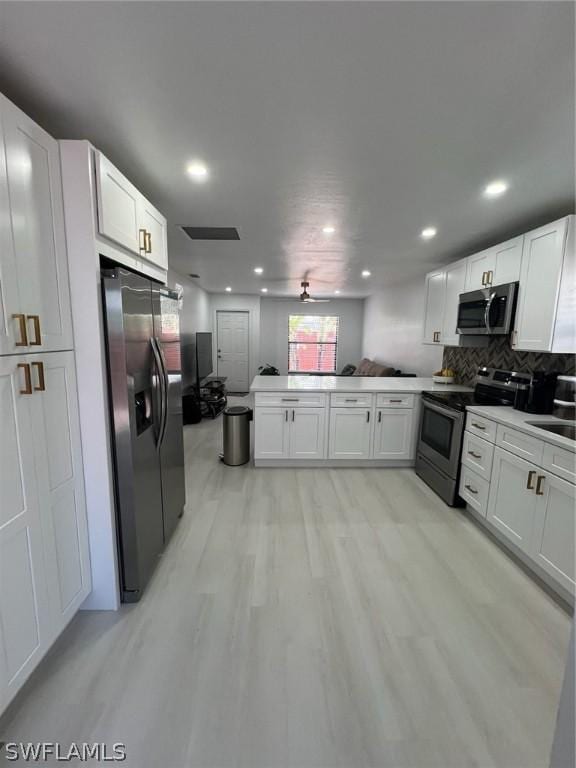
[{"left": 251, "top": 375, "right": 471, "bottom": 466}]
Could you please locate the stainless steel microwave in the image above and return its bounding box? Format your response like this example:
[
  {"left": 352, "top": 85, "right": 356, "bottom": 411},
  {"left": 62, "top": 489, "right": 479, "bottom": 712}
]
[{"left": 457, "top": 281, "right": 518, "bottom": 336}]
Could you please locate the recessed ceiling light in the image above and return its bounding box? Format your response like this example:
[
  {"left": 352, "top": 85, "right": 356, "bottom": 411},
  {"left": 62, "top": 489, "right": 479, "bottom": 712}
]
[
  {"left": 322, "top": 225, "right": 336, "bottom": 235},
  {"left": 186, "top": 161, "right": 209, "bottom": 182},
  {"left": 421, "top": 227, "right": 437, "bottom": 240},
  {"left": 361, "top": 270, "right": 371, "bottom": 278},
  {"left": 334, "top": 289, "right": 341, "bottom": 295},
  {"left": 261, "top": 287, "right": 268, "bottom": 293},
  {"left": 254, "top": 267, "right": 264, "bottom": 274},
  {"left": 483, "top": 180, "right": 508, "bottom": 198},
  {"left": 225, "top": 286, "right": 232, "bottom": 292}
]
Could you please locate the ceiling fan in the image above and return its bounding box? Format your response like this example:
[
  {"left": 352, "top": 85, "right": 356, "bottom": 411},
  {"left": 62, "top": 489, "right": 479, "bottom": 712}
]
[{"left": 299, "top": 281, "right": 330, "bottom": 303}]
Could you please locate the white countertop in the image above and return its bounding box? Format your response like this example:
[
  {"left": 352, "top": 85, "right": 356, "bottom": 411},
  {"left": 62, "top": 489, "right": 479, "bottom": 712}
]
[
  {"left": 466, "top": 405, "right": 576, "bottom": 453},
  {"left": 250, "top": 375, "right": 472, "bottom": 394}
]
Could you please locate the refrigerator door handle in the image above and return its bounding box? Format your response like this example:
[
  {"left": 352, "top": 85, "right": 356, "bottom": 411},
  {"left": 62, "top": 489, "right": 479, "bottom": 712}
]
[
  {"left": 154, "top": 336, "right": 169, "bottom": 448},
  {"left": 151, "top": 338, "right": 167, "bottom": 450}
]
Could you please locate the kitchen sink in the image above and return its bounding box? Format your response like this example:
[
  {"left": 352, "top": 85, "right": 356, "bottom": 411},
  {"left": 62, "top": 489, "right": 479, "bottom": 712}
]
[{"left": 526, "top": 422, "right": 576, "bottom": 440}]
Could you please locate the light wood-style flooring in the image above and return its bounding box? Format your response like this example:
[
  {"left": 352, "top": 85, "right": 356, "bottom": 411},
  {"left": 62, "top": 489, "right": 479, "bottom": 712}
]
[{"left": 1, "top": 400, "right": 571, "bottom": 767}]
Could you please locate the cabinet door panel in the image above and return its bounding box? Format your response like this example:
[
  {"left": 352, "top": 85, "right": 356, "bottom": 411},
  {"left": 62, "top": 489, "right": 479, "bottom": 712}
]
[
  {"left": 514, "top": 218, "right": 568, "bottom": 351},
  {"left": 1, "top": 97, "right": 73, "bottom": 354},
  {"left": 139, "top": 199, "right": 168, "bottom": 271},
  {"left": 442, "top": 259, "right": 467, "bottom": 346},
  {"left": 329, "top": 408, "right": 372, "bottom": 459},
  {"left": 492, "top": 236, "right": 523, "bottom": 285},
  {"left": 0, "top": 357, "right": 50, "bottom": 707},
  {"left": 290, "top": 407, "right": 326, "bottom": 459},
  {"left": 254, "top": 407, "right": 289, "bottom": 459},
  {"left": 373, "top": 410, "right": 413, "bottom": 459},
  {"left": 530, "top": 473, "right": 575, "bottom": 593},
  {"left": 487, "top": 447, "right": 537, "bottom": 552},
  {"left": 423, "top": 270, "right": 445, "bottom": 345},
  {"left": 29, "top": 352, "right": 91, "bottom": 629},
  {"left": 465, "top": 249, "right": 494, "bottom": 290},
  {"left": 96, "top": 151, "right": 141, "bottom": 255}
]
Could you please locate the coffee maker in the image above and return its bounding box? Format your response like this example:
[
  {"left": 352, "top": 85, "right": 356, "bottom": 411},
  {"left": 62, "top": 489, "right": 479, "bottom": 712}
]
[{"left": 513, "top": 371, "right": 558, "bottom": 414}]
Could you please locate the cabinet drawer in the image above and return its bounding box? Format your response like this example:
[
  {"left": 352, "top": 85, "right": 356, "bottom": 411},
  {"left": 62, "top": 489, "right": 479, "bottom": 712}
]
[
  {"left": 375, "top": 393, "right": 415, "bottom": 408},
  {"left": 496, "top": 424, "right": 544, "bottom": 465},
  {"left": 331, "top": 392, "right": 374, "bottom": 408},
  {"left": 542, "top": 443, "right": 576, "bottom": 484},
  {"left": 462, "top": 432, "right": 495, "bottom": 481},
  {"left": 466, "top": 413, "right": 497, "bottom": 443},
  {"left": 459, "top": 467, "right": 490, "bottom": 517},
  {"left": 255, "top": 392, "right": 326, "bottom": 408}
]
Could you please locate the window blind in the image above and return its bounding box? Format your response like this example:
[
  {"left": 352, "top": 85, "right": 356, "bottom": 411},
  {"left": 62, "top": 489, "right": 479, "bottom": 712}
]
[{"left": 288, "top": 315, "right": 339, "bottom": 373}]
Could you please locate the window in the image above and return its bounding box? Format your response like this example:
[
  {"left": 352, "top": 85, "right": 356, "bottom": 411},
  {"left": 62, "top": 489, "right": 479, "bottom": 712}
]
[{"left": 288, "top": 315, "right": 339, "bottom": 373}]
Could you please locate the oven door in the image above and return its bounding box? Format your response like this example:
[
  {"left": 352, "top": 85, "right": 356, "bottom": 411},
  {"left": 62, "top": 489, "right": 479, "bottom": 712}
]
[
  {"left": 418, "top": 400, "right": 465, "bottom": 479},
  {"left": 457, "top": 282, "right": 517, "bottom": 335}
]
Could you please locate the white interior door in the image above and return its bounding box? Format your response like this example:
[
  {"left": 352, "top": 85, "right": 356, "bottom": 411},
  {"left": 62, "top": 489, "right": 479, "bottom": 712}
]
[{"left": 217, "top": 311, "right": 249, "bottom": 392}]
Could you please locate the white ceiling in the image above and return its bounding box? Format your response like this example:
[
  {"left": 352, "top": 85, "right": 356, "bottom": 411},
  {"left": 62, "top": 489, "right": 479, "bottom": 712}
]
[{"left": 0, "top": 2, "right": 573, "bottom": 297}]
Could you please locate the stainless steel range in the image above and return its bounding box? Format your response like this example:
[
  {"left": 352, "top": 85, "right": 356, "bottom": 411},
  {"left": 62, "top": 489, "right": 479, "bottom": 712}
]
[{"left": 415, "top": 367, "right": 534, "bottom": 505}]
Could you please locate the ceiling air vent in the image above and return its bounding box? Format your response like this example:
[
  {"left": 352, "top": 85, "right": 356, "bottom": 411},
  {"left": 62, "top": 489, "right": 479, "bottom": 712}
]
[{"left": 182, "top": 227, "right": 240, "bottom": 241}]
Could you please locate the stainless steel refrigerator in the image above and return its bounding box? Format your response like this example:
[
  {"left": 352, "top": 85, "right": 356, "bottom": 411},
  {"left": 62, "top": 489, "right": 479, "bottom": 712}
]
[{"left": 102, "top": 266, "right": 185, "bottom": 602}]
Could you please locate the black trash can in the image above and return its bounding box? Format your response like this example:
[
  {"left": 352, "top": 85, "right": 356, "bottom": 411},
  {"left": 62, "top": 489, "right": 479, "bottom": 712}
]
[{"left": 222, "top": 406, "right": 253, "bottom": 465}]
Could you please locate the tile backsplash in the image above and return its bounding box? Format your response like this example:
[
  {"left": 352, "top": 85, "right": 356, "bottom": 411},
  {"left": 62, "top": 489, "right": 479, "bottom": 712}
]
[{"left": 442, "top": 337, "right": 576, "bottom": 386}]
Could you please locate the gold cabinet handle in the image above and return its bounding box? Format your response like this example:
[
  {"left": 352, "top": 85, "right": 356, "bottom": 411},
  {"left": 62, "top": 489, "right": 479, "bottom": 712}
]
[
  {"left": 17, "top": 363, "right": 33, "bottom": 395},
  {"left": 139, "top": 228, "right": 147, "bottom": 252},
  {"left": 468, "top": 451, "right": 482, "bottom": 459},
  {"left": 488, "top": 270, "right": 494, "bottom": 285},
  {"left": 145, "top": 231, "right": 152, "bottom": 254},
  {"left": 471, "top": 422, "right": 486, "bottom": 430},
  {"left": 464, "top": 484, "right": 478, "bottom": 495},
  {"left": 535, "top": 475, "right": 545, "bottom": 496},
  {"left": 31, "top": 361, "right": 45, "bottom": 391},
  {"left": 27, "top": 315, "right": 41, "bottom": 346},
  {"left": 481, "top": 271, "right": 487, "bottom": 286},
  {"left": 526, "top": 470, "right": 536, "bottom": 490},
  {"left": 12, "top": 313, "right": 28, "bottom": 346}
]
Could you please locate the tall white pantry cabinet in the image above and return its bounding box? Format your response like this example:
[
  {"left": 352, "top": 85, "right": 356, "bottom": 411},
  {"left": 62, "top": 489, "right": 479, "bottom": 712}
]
[{"left": 0, "top": 94, "right": 91, "bottom": 714}]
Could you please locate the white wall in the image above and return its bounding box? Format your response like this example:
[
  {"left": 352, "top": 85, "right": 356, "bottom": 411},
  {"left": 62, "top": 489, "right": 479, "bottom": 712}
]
[
  {"left": 259, "top": 298, "right": 364, "bottom": 375},
  {"left": 168, "top": 268, "right": 211, "bottom": 335},
  {"left": 362, "top": 275, "right": 443, "bottom": 375},
  {"left": 210, "top": 294, "right": 261, "bottom": 383}
]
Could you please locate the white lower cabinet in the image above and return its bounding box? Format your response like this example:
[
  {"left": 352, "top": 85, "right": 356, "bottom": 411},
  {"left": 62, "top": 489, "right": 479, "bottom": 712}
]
[
  {"left": 254, "top": 407, "right": 290, "bottom": 459},
  {"left": 486, "top": 445, "right": 575, "bottom": 595},
  {"left": 373, "top": 409, "right": 413, "bottom": 459},
  {"left": 290, "top": 407, "right": 326, "bottom": 459},
  {"left": 328, "top": 407, "right": 373, "bottom": 459},
  {"left": 0, "top": 351, "right": 91, "bottom": 713},
  {"left": 254, "top": 406, "right": 326, "bottom": 459},
  {"left": 530, "top": 471, "right": 575, "bottom": 593},
  {"left": 487, "top": 448, "right": 539, "bottom": 552}
]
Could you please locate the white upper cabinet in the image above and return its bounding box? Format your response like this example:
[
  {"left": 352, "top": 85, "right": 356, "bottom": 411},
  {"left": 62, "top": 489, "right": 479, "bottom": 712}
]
[
  {"left": 491, "top": 236, "right": 523, "bottom": 286},
  {"left": 95, "top": 151, "right": 168, "bottom": 273},
  {"left": 465, "top": 247, "right": 494, "bottom": 291},
  {"left": 138, "top": 197, "right": 168, "bottom": 271},
  {"left": 0, "top": 96, "right": 73, "bottom": 356},
  {"left": 513, "top": 216, "right": 574, "bottom": 352},
  {"left": 95, "top": 152, "right": 141, "bottom": 254},
  {"left": 422, "top": 269, "right": 445, "bottom": 345},
  {"left": 464, "top": 236, "right": 523, "bottom": 290},
  {"left": 441, "top": 259, "right": 467, "bottom": 346}
]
